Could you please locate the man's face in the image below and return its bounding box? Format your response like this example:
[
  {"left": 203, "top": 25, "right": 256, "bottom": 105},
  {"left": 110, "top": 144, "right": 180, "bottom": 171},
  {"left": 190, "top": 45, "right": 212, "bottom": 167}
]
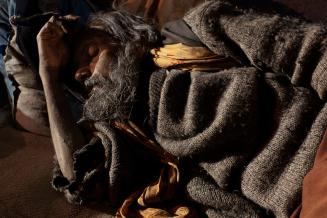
[
  {"left": 73, "top": 36, "right": 113, "bottom": 86},
  {"left": 72, "top": 34, "right": 140, "bottom": 121}
]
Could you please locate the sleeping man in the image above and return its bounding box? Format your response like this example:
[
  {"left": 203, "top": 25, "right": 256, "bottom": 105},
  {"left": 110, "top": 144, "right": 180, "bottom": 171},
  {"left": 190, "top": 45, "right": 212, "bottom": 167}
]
[{"left": 35, "top": 1, "right": 327, "bottom": 217}]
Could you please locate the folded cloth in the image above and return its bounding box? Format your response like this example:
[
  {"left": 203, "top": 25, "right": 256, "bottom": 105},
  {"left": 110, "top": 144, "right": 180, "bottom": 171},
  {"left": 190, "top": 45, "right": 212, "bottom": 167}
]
[
  {"left": 113, "top": 120, "right": 197, "bottom": 218},
  {"left": 151, "top": 43, "right": 239, "bottom": 72}
]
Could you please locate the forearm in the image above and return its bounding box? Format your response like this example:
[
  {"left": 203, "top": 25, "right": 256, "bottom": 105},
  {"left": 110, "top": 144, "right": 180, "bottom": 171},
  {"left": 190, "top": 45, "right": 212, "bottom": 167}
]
[{"left": 40, "top": 67, "right": 85, "bottom": 181}]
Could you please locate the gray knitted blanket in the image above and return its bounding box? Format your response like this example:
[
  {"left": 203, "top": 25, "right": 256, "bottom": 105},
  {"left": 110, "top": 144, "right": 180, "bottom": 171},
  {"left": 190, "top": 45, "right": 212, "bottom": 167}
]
[
  {"left": 147, "top": 1, "right": 327, "bottom": 217},
  {"left": 52, "top": 1, "right": 327, "bottom": 217}
]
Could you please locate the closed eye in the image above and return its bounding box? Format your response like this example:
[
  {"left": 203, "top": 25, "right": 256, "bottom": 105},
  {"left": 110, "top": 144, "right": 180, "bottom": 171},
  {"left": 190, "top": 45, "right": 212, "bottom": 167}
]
[{"left": 88, "top": 45, "right": 99, "bottom": 57}]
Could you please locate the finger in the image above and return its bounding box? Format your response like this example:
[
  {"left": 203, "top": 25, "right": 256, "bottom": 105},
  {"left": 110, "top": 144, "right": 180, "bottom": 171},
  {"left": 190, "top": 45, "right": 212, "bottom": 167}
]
[
  {"left": 59, "top": 15, "right": 80, "bottom": 33},
  {"left": 61, "top": 14, "right": 80, "bottom": 22},
  {"left": 49, "top": 16, "right": 68, "bottom": 34},
  {"left": 38, "top": 21, "right": 65, "bottom": 40},
  {"left": 10, "top": 12, "right": 55, "bottom": 26}
]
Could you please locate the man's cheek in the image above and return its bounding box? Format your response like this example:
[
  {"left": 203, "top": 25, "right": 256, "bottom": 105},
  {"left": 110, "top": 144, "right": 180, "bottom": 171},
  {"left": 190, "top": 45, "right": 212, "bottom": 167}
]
[{"left": 95, "top": 51, "right": 113, "bottom": 76}]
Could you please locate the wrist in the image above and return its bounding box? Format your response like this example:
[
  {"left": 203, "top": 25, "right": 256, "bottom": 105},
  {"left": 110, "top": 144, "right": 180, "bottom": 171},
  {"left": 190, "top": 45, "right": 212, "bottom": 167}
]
[
  {"left": 41, "top": 75, "right": 63, "bottom": 92},
  {"left": 39, "top": 65, "right": 61, "bottom": 82}
]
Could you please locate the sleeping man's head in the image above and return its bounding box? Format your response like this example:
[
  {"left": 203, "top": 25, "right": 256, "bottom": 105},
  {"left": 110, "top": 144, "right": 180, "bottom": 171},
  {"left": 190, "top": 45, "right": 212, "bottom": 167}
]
[{"left": 70, "top": 11, "right": 160, "bottom": 122}]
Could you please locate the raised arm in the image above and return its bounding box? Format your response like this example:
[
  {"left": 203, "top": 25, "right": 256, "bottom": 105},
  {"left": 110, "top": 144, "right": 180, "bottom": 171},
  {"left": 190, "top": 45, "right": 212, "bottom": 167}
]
[{"left": 37, "top": 16, "right": 84, "bottom": 181}]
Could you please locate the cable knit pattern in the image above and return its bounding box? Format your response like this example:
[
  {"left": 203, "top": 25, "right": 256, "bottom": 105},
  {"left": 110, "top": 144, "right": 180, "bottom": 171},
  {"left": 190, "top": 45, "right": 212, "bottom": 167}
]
[{"left": 149, "top": 1, "right": 327, "bottom": 217}]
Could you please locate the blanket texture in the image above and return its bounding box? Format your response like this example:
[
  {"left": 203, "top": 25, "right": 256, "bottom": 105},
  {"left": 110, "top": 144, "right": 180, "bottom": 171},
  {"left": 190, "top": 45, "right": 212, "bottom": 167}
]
[
  {"left": 148, "top": 1, "right": 327, "bottom": 217},
  {"left": 53, "top": 1, "right": 327, "bottom": 217}
]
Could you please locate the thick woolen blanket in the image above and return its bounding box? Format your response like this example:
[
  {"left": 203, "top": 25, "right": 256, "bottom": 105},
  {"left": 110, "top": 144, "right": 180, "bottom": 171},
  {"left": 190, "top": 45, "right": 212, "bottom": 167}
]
[
  {"left": 147, "top": 1, "right": 327, "bottom": 217},
  {"left": 52, "top": 1, "right": 327, "bottom": 217}
]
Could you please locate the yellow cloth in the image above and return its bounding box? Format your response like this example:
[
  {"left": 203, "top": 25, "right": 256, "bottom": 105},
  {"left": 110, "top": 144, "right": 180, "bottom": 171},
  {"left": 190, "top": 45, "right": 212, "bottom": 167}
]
[
  {"left": 112, "top": 120, "right": 197, "bottom": 218},
  {"left": 151, "top": 43, "right": 239, "bottom": 72}
]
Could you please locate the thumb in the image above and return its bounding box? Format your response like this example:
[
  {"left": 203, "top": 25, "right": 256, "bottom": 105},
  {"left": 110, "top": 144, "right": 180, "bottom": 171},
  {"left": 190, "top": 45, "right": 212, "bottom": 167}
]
[
  {"left": 61, "top": 14, "right": 80, "bottom": 22},
  {"left": 57, "top": 15, "right": 81, "bottom": 34}
]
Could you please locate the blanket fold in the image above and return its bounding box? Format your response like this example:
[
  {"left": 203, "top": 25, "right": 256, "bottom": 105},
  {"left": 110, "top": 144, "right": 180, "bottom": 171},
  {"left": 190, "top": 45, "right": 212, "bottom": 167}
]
[
  {"left": 184, "top": 0, "right": 327, "bottom": 100},
  {"left": 148, "top": 68, "right": 326, "bottom": 217}
]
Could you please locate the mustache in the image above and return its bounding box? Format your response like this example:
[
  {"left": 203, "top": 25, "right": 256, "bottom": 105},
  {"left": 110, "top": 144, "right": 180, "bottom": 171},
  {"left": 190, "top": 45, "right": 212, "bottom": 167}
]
[
  {"left": 82, "top": 68, "right": 139, "bottom": 121},
  {"left": 84, "top": 74, "right": 111, "bottom": 89}
]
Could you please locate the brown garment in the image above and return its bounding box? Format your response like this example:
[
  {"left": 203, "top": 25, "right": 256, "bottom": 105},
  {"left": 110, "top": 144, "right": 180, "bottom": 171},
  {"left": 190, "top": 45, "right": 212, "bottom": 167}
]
[
  {"left": 4, "top": 21, "right": 50, "bottom": 136},
  {"left": 291, "top": 129, "right": 327, "bottom": 218},
  {"left": 114, "top": 0, "right": 204, "bottom": 28}
]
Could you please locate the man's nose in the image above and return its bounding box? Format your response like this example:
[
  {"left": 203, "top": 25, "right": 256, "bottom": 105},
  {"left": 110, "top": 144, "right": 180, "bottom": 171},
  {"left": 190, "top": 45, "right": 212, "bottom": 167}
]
[{"left": 74, "top": 66, "right": 92, "bottom": 82}]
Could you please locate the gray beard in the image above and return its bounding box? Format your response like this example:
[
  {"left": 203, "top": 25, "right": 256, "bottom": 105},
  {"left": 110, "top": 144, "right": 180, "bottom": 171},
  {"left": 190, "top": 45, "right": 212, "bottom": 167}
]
[{"left": 82, "top": 64, "right": 140, "bottom": 122}]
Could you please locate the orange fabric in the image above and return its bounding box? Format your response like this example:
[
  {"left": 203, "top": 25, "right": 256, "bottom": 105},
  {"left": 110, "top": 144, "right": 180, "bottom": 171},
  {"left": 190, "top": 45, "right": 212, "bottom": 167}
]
[
  {"left": 291, "top": 129, "right": 327, "bottom": 218},
  {"left": 137, "top": 162, "right": 179, "bottom": 206},
  {"left": 151, "top": 43, "right": 239, "bottom": 72},
  {"left": 111, "top": 120, "right": 173, "bottom": 162},
  {"left": 111, "top": 120, "right": 197, "bottom": 218},
  {"left": 116, "top": 162, "right": 196, "bottom": 218}
]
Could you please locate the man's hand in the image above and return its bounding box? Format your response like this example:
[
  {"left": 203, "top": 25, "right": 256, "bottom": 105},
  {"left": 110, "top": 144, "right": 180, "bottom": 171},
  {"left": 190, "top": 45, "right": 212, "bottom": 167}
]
[{"left": 37, "top": 15, "right": 78, "bottom": 81}]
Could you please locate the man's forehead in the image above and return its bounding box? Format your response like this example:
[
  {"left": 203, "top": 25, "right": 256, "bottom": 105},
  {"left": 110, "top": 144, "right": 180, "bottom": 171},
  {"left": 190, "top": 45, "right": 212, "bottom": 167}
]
[
  {"left": 73, "top": 28, "right": 104, "bottom": 45},
  {"left": 70, "top": 30, "right": 117, "bottom": 69}
]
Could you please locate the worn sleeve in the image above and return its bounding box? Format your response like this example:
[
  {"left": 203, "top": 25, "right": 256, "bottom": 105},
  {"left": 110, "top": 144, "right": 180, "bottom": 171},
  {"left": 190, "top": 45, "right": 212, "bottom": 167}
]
[
  {"left": 52, "top": 122, "right": 163, "bottom": 206},
  {"left": 183, "top": 0, "right": 327, "bottom": 100},
  {"left": 52, "top": 136, "right": 107, "bottom": 204}
]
